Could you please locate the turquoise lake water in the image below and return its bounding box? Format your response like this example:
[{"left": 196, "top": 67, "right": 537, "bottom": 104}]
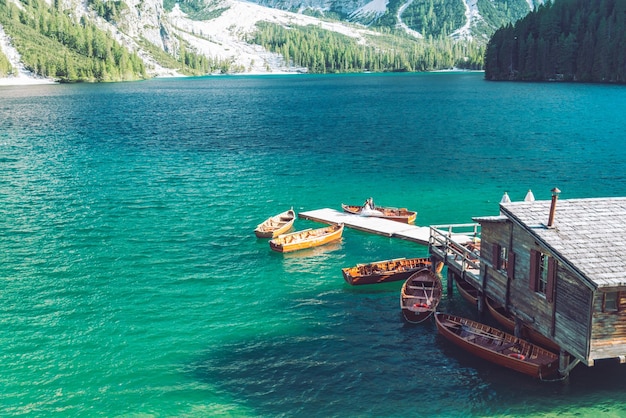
[{"left": 2, "top": 72, "right": 626, "bottom": 416}]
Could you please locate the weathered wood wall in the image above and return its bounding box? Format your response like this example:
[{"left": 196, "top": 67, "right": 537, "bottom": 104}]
[
  {"left": 554, "top": 266, "right": 592, "bottom": 362},
  {"left": 591, "top": 289, "right": 626, "bottom": 361},
  {"left": 480, "top": 222, "right": 508, "bottom": 304},
  {"left": 481, "top": 219, "right": 592, "bottom": 362}
]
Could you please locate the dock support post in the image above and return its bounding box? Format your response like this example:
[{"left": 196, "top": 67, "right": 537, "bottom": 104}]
[
  {"left": 558, "top": 351, "right": 579, "bottom": 381},
  {"left": 447, "top": 269, "right": 454, "bottom": 296},
  {"left": 559, "top": 351, "right": 570, "bottom": 380}
]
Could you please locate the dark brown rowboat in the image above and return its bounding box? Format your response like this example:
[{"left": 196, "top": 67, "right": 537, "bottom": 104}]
[
  {"left": 453, "top": 275, "right": 479, "bottom": 306},
  {"left": 435, "top": 313, "right": 560, "bottom": 379},
  {"left": 485, "top": 297, "right": 560, "bottom": 353},
  {"left": 400, "top": 268, "right": 442, "bottom": 324}
]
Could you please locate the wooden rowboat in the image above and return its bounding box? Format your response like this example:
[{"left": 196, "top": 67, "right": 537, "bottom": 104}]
[
  {"left": 400, "top": 268, "right": 442, "bottom": 324},
  {"left": 435, "top": 313, "right": 560, "bottom": 379},
  {"left": 453, "top": 275, "right": 479, "bottom": 306},
  {"left": 254, "top": 208, "right": 296, "bottom": 238},
  {"left": 485, "top": 297, "right": 560, "bottom": 353},
  {"left": 342, "top": 257, "right": 442, "bottom": 286},
  {"left": 269, "top": 223, "right": 344, "bottom": 253},
  {"left": 341, "top": 198, "right": 417, "bottom": 224}
]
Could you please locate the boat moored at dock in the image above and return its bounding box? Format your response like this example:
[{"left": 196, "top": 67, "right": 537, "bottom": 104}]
[
  {"left": 254, "top": 208, "right": 296, "bottom": 238},
  {"left": 269, "top": 223, "right": 344, "bottom": 253},
  {"left": 400, "top": 268, "right": 442, "bottom": 324},
  {"left": 435, "top": 313, "right": 560, "bottom": 379},
  {"left": 341, "top": 198, "right": 417, "bottom": 224},
  {"left": 342, "top": 257, "right": 441, "bottom": 285}
]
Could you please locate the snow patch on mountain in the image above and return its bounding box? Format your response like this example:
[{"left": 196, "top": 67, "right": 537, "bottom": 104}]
[
  {"left": 349, "top": 0, "right": 388, "bottom": 22},
  {"left": 396, "top": 0, "right": 422, "bottom": 39},
  {"left": 168, "top": 0, "right": 379, "bottom": 73},
  {"left": 450, "top": 0, "right": 480, "bottom": 41},
  {"left": 0, "top": 24, "right": 56, "bottom": 85}
]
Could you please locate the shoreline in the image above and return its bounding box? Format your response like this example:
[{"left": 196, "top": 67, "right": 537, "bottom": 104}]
[
  {"left": 0, "top": 68, "right": 484, "bottom": 86},
  {"left": 0, "top": 76, "right": 57, "bottom": 86}
]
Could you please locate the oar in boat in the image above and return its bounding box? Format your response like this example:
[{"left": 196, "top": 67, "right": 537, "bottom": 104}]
[
  {"left": 458, "top": 326, "right": 507, "bottom": 343},
  {"left": 444, "top": 318, "right": 507, "bottom": 342},
  {"left": 421, "top": 282, "right": 433, "bottom": 306}
]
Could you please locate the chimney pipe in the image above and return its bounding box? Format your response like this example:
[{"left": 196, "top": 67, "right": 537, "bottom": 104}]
[{"left": 547, "top": 187, "right": 561, "bottom": 228}]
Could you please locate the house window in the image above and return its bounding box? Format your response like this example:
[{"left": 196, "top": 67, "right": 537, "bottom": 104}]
[
  {"left": 603, "top": 292, "right": 620, "bottom": 312},
  {"left": 530, "top": 249, "right": 556, "bottom": 302},
  {"left": 494, "top": 243, "right": 516, "bottom": 278},
  {"left": 492, "top": 243, "right": 507, "bottom": 271},
  {"left": 499, "top": 246, "right": 508, "bottom": 271},
  {"left": 538, "top": 253, "right": 549, "bottom": 294}
]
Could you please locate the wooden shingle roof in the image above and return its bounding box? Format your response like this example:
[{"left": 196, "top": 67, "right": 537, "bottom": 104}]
[{"left": 499, "top": 197, "right": 626, "bottom": 289}]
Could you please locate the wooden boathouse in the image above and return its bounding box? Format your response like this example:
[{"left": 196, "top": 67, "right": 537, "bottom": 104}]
[{"left": 429, "top": 190, "right": 626, "bottom": 377}]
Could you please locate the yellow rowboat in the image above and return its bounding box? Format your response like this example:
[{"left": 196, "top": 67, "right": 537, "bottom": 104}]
[
  {"left": 254, "top": 208, "right": 296, "bottom": 238},
  {"left": 269, "top": 223, "right": 344, "bottom": 253}
]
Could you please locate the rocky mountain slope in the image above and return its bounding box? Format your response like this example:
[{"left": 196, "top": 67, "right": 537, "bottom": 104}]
[{"left": 0, "top": 0, "right": 543, "bottom": 83}]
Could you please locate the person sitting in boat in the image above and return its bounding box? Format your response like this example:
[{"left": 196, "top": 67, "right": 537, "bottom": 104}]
[
  {"left": 361, "top": 197, "right": 382, "bottom": 217},
  {"left": 362, "top": 197, "right": 376, "bottom": 210}
]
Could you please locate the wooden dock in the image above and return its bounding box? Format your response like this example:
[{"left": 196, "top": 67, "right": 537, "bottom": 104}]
[{"left": 298, "top": 208, "right": 472, "bottom": 245}]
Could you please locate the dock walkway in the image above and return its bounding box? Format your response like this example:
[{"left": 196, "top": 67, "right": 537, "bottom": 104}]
[{"left": 298, "top": 208, "right": 471, "bottom": 245}]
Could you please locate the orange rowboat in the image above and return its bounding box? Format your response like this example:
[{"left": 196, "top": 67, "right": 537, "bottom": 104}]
[
  {"left": 341, "top": 198, "right": 417, "bottom": 224},
  {"left": 342, "top": 257, "right": 441, "bottom": 285}
]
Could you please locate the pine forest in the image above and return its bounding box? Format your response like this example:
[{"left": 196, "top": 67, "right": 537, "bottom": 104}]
[
  {"left": 0, "top": 0, "right": 223, "bottom": 82},
  {"left": 251, "top": 23, "right": 484, "bottom": 73},
  {"left": 484, "top": 0, "right": 626, "bottom": 83}
]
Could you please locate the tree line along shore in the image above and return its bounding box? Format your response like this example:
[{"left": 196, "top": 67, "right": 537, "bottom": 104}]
[{"left": 485, "top": 0, "right": 626, "bottom": 83}]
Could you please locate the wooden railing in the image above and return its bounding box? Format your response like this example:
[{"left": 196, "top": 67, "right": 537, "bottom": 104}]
[{"left": 429, "top": 223, "right": 481, "bottom": 273}]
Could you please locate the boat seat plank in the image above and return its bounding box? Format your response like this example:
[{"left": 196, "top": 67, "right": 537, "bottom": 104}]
[
  {"left": 407, "top": 285, "right": 430, "bottom": 290},
  {"left": 496, "top": 343, "right": 516, "bottom": 352}
]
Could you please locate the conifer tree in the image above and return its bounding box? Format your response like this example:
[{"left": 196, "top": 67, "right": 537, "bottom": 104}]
[
  {"left": 0, "top": 50, "right": 12, "bottom": 76},
  {"left": 485, "top": 0, "right": 626, "bottom": 83}
]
